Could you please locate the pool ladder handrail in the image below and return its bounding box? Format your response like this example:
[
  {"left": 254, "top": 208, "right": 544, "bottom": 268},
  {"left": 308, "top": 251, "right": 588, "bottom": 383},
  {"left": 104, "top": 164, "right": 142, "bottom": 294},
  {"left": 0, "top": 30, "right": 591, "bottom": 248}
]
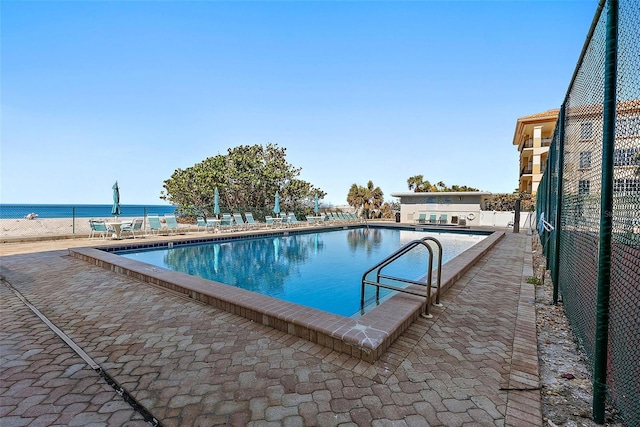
[{"left": 360, "top": 237, "right": 443, "bottom": 318}]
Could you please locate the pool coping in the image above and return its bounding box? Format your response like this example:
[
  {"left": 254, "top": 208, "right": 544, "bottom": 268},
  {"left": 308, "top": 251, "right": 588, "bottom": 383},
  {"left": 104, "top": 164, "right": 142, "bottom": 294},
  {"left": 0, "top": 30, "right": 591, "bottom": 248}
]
[{"left": 69, "top": 225, "right": 505, "bottom": 363}]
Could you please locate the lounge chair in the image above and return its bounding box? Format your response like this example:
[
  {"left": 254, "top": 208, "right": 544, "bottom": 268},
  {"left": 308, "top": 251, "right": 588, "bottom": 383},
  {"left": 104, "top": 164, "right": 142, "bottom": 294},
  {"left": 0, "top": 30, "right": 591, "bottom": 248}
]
[
  {"left": 287, "top": 212, "right": 301, "bottom": 227},
  {"left": 278, "top": 213, "right": 290, "bottom": 227},
  {"left": 165, "top": 215, "right": 184, "bottom": 234},
  {"left": 233, "top": 213, "right": 248, "bottom": 231},
  {"left": 220, "top": 213, "right": 234, "bottom": 231},
  {"left": 147, "top": 215, "right": 164, "bottom": 235},
  {"left": 196, "top": 217, "right": 207, "bottom": 232},
  {"left": 244, "top": 212, "right": 260, "bottom": 229},
  {"left": 206, "top": 217, "right": 219, "bottom": 232},
  {"left": 89, "top": 219, "right": 114, "bottom": 240},
  {"left": 121, "top": 218, "right": 144, "bottom": 239},
  {"left": 414, "top": 213, "right": 427, "bottom": 224},
  {"left": 265, "top": 215, "right": 275, "bottom": 228},
  {"left": 429, "top": 214, "right": 437, "bottom": 224},
  {"left": 439, "top": 213, "right": 448, "bottom": 224}
]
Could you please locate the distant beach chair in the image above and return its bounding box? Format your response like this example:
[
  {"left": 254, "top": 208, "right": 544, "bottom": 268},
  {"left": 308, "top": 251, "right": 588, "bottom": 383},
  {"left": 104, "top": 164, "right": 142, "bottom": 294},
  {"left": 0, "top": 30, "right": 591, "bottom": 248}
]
[
  {"left": 164, "top": 215, "right": 184, "bottom": 234},
  {"left": 439, "top": 213, "right": 448, "bottom": 224},
  {"left": 206, "top": 217, "right": 219, "bottom": 232},
  {"left": 287, "top": 212, "right": 301, "bottom": 227},
  {"left": 196, "top": 217, "right": 207, "bottom": 232},
  {"left": 89, "top": 219, "right": 114, "bottom": 240},
  {"left": 414, "top": 213, "right": 427, "bottom": 224},
  {"left": 265, "top": 216, "right": 275, "bottom": 228},
  {"left": 244, "top": 212, "right": 260, "bottom": 229},
  {"left": 429, "top": 214, "right": 437, "bottom": 224},
  {"left": 220, "top": 213, "right": 234, "bottom": 232},
  {"left": 121, "top": 218, "right": 144, "bottom": 239},
  {"left": 147, "top": 215, "right": 164, "bottom": 236},
  {"left": 233, "top": 213, "right": 248, "bottom": 231}
]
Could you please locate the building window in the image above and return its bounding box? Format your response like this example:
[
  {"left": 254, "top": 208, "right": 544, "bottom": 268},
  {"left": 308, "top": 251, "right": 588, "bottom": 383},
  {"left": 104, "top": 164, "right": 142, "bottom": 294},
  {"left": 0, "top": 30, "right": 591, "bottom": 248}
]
[
  {"left": 613, "top": 179, "right": 640, "bottom": 194},
  {"left": 616, "top": 117, "right": 640, "bottom": 137},
  {"left": 579, "top": 151, "right": 592, "bottom": 169},
  {"left": 578, "top": 180, "right": 590, "bottom": 195},
  {"left": 580, "top": 122, "right": 593, "bottom": 140},
  {"left": 613, "top": 148, "right": 639, "bottom": 166}
]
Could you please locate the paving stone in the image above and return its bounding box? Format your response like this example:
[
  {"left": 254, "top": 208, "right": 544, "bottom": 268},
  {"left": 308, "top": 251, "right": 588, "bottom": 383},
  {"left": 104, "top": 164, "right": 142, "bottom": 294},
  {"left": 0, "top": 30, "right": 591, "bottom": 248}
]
[{"left": 0, "top": 232, "right": 541, "bottom": 426}]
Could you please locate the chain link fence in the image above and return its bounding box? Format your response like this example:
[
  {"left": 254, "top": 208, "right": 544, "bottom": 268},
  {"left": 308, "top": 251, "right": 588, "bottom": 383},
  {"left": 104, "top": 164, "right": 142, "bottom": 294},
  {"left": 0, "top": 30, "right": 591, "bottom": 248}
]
[
  {"left": 0, "top": 204, "right": 335, "bottom": 240},
  {"left": 537, "top": 1, "right": 639, "bottom": 424},
  {"left": 0, "top": 205, "right": 177, "bottom": 240}
]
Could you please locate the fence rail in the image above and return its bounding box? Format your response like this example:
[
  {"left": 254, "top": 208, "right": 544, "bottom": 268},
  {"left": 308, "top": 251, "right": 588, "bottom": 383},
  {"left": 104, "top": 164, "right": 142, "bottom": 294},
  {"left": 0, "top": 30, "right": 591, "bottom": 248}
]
[
  {"left": 0, "top": 204, "right": 326, "bottom": 240},
  {"left": 536, "top": 0, "right": 639, "bottom": 424}
]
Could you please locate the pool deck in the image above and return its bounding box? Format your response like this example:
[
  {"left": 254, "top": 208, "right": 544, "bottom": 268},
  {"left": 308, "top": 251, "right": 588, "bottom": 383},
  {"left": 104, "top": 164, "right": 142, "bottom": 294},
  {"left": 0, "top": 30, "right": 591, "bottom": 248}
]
[{"left": 1, "top": 225, "right": 542, "bottom": 426}]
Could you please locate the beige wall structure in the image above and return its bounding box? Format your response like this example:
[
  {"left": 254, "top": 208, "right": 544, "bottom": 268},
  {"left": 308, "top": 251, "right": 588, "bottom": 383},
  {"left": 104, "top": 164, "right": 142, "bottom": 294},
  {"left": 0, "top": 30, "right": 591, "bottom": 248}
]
[
  {"left": 390, "top": 191, "right": 491, "bottom": 226},
  {"left": 512, "top": 109, "right": 559, "bottom": 195}
]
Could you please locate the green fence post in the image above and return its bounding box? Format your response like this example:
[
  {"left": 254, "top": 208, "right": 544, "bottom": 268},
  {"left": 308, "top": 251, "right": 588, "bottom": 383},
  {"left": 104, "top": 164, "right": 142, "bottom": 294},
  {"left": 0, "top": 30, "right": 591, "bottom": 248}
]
[
  {"left": 544, "top": 130, "right": 555, "bottom": 267},
  {"left": 593, "top": 0, "right": 618, "bottom": 422},
  {"left": 552, "top": 104, "right": 566, "bottom": 305}
]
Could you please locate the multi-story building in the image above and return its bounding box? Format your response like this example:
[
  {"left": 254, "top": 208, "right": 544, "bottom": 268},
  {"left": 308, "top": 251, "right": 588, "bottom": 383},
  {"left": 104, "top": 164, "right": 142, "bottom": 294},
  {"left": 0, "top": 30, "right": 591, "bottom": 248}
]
[{"left": 512, "top": 109, "right": 559, "bottom": 194}]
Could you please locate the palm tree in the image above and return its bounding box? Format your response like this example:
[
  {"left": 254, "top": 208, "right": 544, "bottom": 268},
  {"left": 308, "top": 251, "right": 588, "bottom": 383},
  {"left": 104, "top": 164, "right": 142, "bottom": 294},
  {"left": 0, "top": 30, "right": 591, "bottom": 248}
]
[
  {"left": 407, "top": 175, "right": 432, "bottom": 192},
  {"left": 347, "top": 181, "right": 384, "bottom": 219},
  {"left": 347, "top": 183, "right": 367, "bottom": 217},
  {"left": 407, "top": 175, "right": 423, "bottom": 192},
  {"left": 366, "top": 180, "right": 384, "bottom": 218}
]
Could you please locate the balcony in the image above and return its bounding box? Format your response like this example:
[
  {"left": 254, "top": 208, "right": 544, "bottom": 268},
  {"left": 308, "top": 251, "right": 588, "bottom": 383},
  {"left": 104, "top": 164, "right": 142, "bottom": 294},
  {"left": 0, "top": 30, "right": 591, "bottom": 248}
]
[{"left": 520, "top": 167, "right": 533, "bottom": 176}]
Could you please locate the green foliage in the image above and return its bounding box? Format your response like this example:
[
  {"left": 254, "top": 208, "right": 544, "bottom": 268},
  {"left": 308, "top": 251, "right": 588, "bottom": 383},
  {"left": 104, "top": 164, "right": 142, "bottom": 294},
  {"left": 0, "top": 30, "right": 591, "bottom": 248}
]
[
  {"left": 406, "top": 176, "right": 479, "bottom": 192},
  {"left": 347, "top": 180, "right": 384, "bottom": 219},
  {"left": 526, "top": 276, "right": 542, "bottom": 285},
  {"left": 484, "top": 192, "right": 535, "bottom": 212},
  {"left": 160, "top": 143, "right": 325, "bottom": 217}
]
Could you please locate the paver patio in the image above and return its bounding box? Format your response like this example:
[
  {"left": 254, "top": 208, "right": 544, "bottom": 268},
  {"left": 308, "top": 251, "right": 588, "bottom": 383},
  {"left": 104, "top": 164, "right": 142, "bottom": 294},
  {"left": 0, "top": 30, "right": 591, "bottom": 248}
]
[{"left": 1, "top": 230, "right": 542, "bottom": 426}]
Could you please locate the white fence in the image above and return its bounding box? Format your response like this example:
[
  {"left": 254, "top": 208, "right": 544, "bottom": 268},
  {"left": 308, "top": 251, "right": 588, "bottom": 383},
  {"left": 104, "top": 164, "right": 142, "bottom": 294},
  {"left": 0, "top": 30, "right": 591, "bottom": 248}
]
[{"left": 479, "top": 211, "right": 536, "bottom": 230}]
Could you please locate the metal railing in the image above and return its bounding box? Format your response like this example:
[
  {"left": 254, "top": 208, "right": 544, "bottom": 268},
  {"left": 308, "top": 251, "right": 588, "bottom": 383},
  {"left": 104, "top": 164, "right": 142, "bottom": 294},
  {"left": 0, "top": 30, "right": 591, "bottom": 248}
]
[{"left": 360, "top": 237, "right": 442, "bottom": 318}]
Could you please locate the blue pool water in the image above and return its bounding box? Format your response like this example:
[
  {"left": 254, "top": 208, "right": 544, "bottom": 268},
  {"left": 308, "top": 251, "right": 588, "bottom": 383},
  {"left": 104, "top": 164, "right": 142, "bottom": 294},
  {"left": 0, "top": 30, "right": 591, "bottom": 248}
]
[{"left": 118, "top": 228, "right": 486, "bottom": 317}]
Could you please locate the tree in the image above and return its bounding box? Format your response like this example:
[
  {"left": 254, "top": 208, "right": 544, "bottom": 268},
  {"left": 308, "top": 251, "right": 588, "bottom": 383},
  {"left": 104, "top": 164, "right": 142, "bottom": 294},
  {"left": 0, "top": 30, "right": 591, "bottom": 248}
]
[
  {"left": 406, "top": 176, "right": 478, "bottom": 192},
  {"left": 347, "top": 180, "right": 384, "bottom": 219},
  {"left": 407, "top": 175, "right": 432, "bottom": 192},
  {"left": 161, "top": 143, "right": 325, "bottom": 217}
]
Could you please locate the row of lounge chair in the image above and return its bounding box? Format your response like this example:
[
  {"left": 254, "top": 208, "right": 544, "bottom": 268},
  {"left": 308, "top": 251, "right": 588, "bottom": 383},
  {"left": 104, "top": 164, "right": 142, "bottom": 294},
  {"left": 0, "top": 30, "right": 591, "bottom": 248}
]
[
  {"left": 88, "top": 215, "right": 186, "bottom": 240},
  {"left": 197, "top": 212, "right": 304, "bottom": 232},
  {"left": 196, "top": 211, "right": 360, "bottom": 232},
  {"left": 89, "top": 211, "right": 361, "bottom": 240},
  {"left": 414, "top": 213, "right": 448, "bottom": 225}
]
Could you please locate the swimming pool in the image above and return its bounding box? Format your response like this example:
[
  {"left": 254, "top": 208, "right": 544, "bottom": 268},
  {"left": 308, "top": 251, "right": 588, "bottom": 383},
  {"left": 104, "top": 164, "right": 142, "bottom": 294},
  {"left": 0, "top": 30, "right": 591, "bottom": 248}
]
[
  {"left": 118, "top": 228, "right": 486, "bottom": 317},
  {"left": 71, "top": 225, "right": 504, "bottom": 361}
]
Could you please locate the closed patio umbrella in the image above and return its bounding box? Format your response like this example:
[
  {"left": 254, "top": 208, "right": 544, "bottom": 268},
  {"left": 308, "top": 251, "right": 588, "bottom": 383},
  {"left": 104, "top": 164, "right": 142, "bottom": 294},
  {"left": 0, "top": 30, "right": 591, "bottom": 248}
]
[
  {"left": 274, "top": 191, "right": 281, "bottom": 216},
  {"left": 314, "top": 195, "right": 319, "bottom": 215},
  {"left": 214, "top": 187, "right": 220, "bottom": 219},
  {"left": 111, "top": 181, "right": 121, "bottom": 219}
]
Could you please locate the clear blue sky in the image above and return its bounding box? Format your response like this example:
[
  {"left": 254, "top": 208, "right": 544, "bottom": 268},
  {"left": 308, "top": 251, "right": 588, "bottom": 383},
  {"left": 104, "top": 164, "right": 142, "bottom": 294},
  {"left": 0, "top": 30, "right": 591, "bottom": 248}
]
[{"left": 1, "top": 0, "right": 597, "bottom": 206}]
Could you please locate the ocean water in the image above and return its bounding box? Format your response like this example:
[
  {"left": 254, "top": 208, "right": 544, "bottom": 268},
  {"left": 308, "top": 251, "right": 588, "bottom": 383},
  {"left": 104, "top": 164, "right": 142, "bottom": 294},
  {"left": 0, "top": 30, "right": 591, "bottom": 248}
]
[{"left": 0, "top": 204, "right": 177, "bottom": 219}]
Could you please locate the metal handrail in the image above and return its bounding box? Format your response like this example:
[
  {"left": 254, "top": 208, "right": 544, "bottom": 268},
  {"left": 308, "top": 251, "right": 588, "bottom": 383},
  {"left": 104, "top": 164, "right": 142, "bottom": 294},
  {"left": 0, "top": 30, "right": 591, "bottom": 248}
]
[{"left": 360, "top": 237, "right": 443, "bottom": 318}]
